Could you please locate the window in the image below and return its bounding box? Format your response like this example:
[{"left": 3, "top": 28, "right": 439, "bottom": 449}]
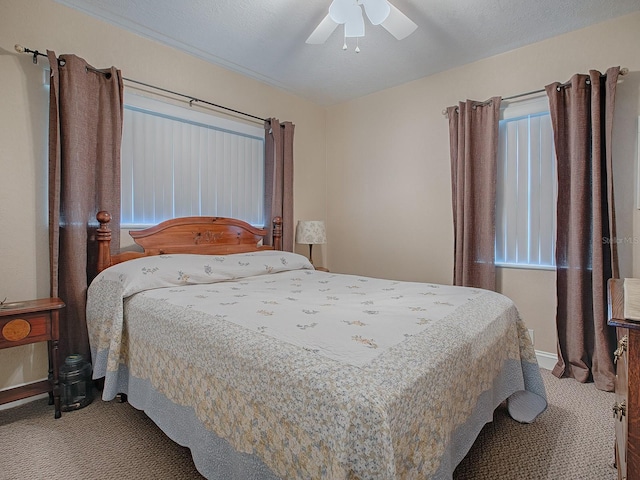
[
  {"left": 495, "top": 96, "right": 557, "bottom": 268},
  {"left": 121, "top": 94, "right": 265, "bottom": 228}
]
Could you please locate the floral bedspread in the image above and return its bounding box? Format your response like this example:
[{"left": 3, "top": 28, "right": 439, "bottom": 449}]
[{"left": 86, "top": 251, "right": 547, "bottom": 479}]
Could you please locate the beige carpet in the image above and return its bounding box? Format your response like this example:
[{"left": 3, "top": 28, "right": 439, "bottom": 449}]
[
  {"left": 454, "top": 368, "right": 617, "bottom": 479},
  {"left": 0, "top": 369, "right": 618, "bottom": 480}
]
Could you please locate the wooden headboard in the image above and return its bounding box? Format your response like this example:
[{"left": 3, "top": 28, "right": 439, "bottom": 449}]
[{"left": 95, "top": 211, "right": 283, "bottom": 273}]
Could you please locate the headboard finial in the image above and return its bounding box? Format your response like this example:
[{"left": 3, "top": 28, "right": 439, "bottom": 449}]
[
  {"left": 273, "top": 216, "right": 283, "bottom": 251},
  {"left": 97, "top": 210, "right": 111, "bottom": 226},
  {"left": 96, "top": 211, "right": 112, "bottom": 273}
]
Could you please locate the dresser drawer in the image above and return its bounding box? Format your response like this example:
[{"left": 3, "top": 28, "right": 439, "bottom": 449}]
[
  {"left": 614, "top": 331, "right": 629, "bottom": 479},
  {"left": 608, "top": 280, "right": 640, "bottom": 480},
  {"left": 0, "top": 312, "right": 51, "bottom": 348}
]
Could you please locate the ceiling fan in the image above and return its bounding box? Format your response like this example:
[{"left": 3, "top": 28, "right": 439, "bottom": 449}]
[{"left": 306, "top": 0, "right": 417, "bottom": 49}]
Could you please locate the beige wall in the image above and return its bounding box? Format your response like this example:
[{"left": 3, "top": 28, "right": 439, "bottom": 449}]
[
  {"left": 0, "top": 0, "right": 326, "bottom": 392},
  {"left": 326, "top": 12, "right": 640, "bottom": 354},
  {"left": 1, "top": 1, "right": 639, "bottom": 392}
]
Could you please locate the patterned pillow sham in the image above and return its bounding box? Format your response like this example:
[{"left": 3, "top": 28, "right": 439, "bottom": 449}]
[{"left": 91, "top": 250, "right": 314, "bottom": 298}]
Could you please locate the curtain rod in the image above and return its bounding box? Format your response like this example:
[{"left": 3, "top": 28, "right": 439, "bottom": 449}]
[
  {"left": 441, "top": 67, "right": 629, "bottom": 116},
  {"left": 15, "top": 44, "right": 268, "bottom": 123}
]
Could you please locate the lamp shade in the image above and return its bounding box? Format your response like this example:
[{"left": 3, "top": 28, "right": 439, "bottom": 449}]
[{"left": 295, "top": 221, "right": 326, "bottom": 245}]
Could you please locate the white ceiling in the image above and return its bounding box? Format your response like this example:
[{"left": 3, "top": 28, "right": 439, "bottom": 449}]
[{"left": 54, "top": 0, "right": 640, "bottom": 106}]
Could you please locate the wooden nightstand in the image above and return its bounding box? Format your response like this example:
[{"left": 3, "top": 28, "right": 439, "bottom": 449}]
[{"left": 0, "top": 298, "right": 65, "bottom": 418}]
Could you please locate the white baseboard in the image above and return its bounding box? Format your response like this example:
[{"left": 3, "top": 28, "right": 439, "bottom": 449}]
[
  {"left": 535, "top": 350, "right": 558, "bottom": 371},
  {"left": 0, "top": 393, "right": 49, "bottom": 411},
  {"left": 0, "top": 378, "right": 49, "bottom": 411}
]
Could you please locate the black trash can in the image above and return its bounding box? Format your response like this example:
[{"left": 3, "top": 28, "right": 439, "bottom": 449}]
[{"left": 60, "top": 354, "right": 93, "bottom": 411}]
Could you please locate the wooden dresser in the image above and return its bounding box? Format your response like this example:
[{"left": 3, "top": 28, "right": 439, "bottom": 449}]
[{"left": 609, "top": 279, "right": 640, "bottom": 480}]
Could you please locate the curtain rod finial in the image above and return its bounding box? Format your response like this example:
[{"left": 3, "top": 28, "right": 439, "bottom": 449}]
[{"left": 14, "top": 44, "right": 39, "bottom": 63}]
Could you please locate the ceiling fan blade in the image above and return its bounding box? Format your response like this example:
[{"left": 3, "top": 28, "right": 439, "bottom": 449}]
[
  {"left": 306, "top": 14, "right": 340, "bottom": 44},
  {"left": 360, "top": 0, "right": 391, "bottom": 25},
  {"left": 381, "top": 3, "right": 417, "bottom": 40}
]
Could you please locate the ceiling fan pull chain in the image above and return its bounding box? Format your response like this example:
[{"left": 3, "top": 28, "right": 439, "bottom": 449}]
[{"left": 355, "top": 37, "right": 361, "bottom": 53}]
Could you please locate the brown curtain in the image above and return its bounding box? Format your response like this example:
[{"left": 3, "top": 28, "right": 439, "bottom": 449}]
[
  {"left": 546, "top": 67, "right": 620, "bottom": 391},
  {"left": 264, "top": 118, "right": 294, "bottom": 251},
  {"left": 48, "top": 51, "right": 124, "bottom": 362},
  {"left": 447, "top": 97, "right": 502, "bottom": 290}
]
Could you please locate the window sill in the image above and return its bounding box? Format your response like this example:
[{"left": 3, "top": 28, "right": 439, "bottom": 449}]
[{"left": 495, "top": 263, "right": 556, "bottom": 272}]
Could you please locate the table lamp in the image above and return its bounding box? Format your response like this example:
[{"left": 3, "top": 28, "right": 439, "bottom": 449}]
[{"left": 295, "top": 220, "right": 326, "bottom": 266}]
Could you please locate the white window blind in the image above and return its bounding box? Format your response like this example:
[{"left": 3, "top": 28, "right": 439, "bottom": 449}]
[
  {"left": 121, "top": 94, "right": 265, "bottom": 227},
  {"left": 496, "top": 97, "right": 557, "bottom": 268}
]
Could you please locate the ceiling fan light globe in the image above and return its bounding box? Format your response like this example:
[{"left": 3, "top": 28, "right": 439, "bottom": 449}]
[
  {"left": 328, "top": 0, "right": 352, "bottom": 23},
  {"left": 360, "top": 0, "right": 390, "bottom": 25}
]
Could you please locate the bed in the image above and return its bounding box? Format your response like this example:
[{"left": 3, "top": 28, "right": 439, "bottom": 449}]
[{"left": 86, "top": 211, "right": 547, "bottom": 480}]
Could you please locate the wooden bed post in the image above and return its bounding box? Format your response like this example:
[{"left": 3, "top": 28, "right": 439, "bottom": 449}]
[
  {"left": 272, "top": 216, "right": 283, "bottom": 251},
  {"left": 96, "top": 211, "right": 112, "bottom": 273}
]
